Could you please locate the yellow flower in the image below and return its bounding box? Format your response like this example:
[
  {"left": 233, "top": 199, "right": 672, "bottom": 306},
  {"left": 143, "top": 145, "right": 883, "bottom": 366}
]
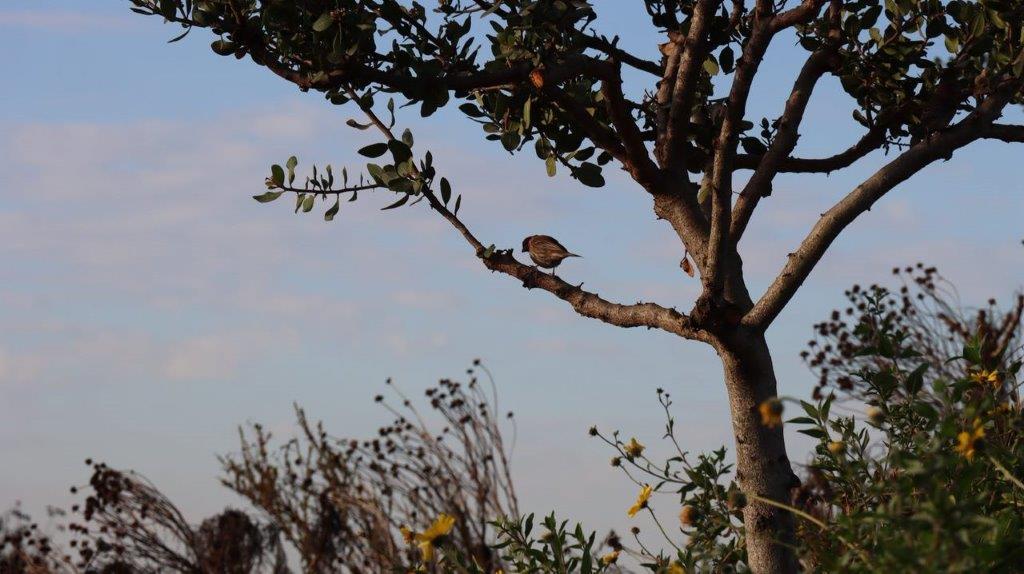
[
  {"left": 628, "top": 484, "right": 653, "bottom": 517},
  {"left": 415, "top": 513, "right": 456, "bottom": 562},
  {"left": 866, "top": 406, "right": 885, "bottom": 425},
  {"left": 758, "top": 398, "right": 783, "bottom": 428},
  {"left": 600, "top": 550, "right": 620, "bottom": 565},
  {"left": 827, "top": 441, "right": 846, "bottom": 455},
  {"left": 666, "top": 562, "right": 686, "bottom": 574},
  {"left": 955, "top": 424, "right": 986, "bottom": 461},
  {"left": 971, "top": 369, "right": 1000, "bottom": 387},
  {"left": 624, "top": 437, "right": 645, "bottom": 458},
  {"left": 399, "top": 525, "right": 415, "bottom": 544}
]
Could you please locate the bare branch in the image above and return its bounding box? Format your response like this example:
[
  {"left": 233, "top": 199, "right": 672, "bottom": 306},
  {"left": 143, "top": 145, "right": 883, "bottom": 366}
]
[
  {"left": 599, "top": 64, "right": 662, "bottom": 189},
  {"left": 985, "top": 123, "right": 1024, "bottom": 142},
  {"left": 730, "top": 49, "right": 834, "bottom": 242},
  {"left": 703, "top": 10, "right": 776, "bottom": 294},
  {"left": 581, "top": 34, "right": 663, "bottom": 77},
  {"left": 744, "top": 95, "right": 1013, "bottom": 329},
  {"left": 734, "top": 124, "right": 888, "bottom": 173},
  {"left": 770, "top": 0, "right": 829, "bottom": 31},
  {"left": 660, "top": 0, "right": 722, "bottom": 169}
]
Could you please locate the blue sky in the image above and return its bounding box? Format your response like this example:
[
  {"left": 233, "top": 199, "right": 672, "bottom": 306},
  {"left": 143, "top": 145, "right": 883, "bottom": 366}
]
[{"left": 1, "top": 1, "right": 1022, "bottom": 545}]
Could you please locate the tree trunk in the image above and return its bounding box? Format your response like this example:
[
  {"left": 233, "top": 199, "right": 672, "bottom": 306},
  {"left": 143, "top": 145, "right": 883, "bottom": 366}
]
[{"left": 716, "top": 330, "right": 799, "bottom": 573}]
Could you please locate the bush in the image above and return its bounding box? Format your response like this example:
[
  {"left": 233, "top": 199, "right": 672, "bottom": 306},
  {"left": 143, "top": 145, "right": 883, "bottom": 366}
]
[{"left": 5, "top": 267, "right": 1022, "bottom": 573}]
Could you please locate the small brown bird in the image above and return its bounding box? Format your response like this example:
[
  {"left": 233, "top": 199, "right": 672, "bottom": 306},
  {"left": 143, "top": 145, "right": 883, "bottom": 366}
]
[{"left": 522, "top": 234, "right": 580, "bottom": 274}]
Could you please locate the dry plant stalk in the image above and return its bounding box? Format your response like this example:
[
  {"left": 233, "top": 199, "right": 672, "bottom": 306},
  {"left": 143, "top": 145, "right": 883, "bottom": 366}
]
[
  {"left": 220, "top": 362, "right": 518, "bottom": 572},
  {"left": 804, "top": 264, "right": 1024, "bottom": 398}
]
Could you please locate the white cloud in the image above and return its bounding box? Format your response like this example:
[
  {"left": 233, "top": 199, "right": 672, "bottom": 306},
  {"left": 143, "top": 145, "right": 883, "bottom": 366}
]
[
  {"left": 390, "top": 289, "right": 458, "bottom": 310},
  {"left": 161, "top": 330, "right": 286, "bottom": 382}
]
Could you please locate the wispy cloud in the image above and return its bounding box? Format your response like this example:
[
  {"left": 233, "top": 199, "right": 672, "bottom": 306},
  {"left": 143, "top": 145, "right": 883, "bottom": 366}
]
[{"left": 0, "top": 10, "right": 130, "bottom": 32}]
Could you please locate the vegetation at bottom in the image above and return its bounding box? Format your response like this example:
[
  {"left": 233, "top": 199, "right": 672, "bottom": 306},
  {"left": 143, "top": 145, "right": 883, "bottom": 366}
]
[{"left": 3, "top": 264, "right": 1022, "bottom": 573}]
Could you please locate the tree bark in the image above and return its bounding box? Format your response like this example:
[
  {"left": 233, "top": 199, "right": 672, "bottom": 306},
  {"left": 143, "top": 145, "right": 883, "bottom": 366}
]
[{"left": 716, "top": 330, "right": 799, "bottom": 573}]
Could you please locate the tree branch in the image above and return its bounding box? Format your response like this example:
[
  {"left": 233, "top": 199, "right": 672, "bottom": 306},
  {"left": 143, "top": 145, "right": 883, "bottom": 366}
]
[
  {"left": 984, "top": 123, "right": 1024, "bottom": 142},
  {"left": 416, "top": 175, "right": 703, "bottom": 340},
  {"left": 733, "top": 124, "right": 888, "bottom": 173},
  {"left": 703, "top": 6, "right": 777, "bottom": 294},
  {"left": 660, "top": 0, "right": 722, "bottom": 169},
  {"left": 580, "top": 34, "right": 663, "bottom": 77},
  {"left": 346, "top": 85, "right": 704, "bottom": 342},
  {"left": 730, "top": 49, "right": 834, "bottom": 242},
  {"left": 744, "top": 95, "right": 1012, "bottom": 330},
  {"left": 770, "top": 0, "right": 829, "bottom": 31},
  {"left": 599, "top": 64, "right": 662, "bottom": 189},
  {"left": 543, "top": 84, "right": 628, "bottom": 163}
]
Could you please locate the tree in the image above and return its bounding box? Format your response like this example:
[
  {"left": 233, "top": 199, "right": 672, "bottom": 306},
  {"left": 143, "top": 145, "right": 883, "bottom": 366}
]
[{"left": 127, "top": 1, "right": 1024, "bottom": 571}]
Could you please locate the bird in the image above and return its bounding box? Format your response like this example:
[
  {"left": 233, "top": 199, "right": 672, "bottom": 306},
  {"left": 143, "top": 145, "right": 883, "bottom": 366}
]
[{"left": 521, "top": 234, "right": 580, "bottom": 274}]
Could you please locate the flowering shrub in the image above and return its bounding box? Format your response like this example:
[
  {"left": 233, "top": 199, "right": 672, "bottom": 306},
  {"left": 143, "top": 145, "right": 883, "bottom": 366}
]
[
  {"left": 458, "top": 267, "right": 1024, "bottom": 573},
  {"left": 4, "top": 268, "right": 1022, "bottom": 572},
  {"left": 789, "top": 271, "right": 1024, "bottom": 571}
]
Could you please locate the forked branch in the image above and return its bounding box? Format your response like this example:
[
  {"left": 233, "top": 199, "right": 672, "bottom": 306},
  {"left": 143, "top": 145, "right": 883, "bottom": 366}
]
[
  {"left": 745, "top": 92, "right": 1016, "bottom": 329},
  {"left": 349, "top": 86, "right": 704, "bottom": 342}
]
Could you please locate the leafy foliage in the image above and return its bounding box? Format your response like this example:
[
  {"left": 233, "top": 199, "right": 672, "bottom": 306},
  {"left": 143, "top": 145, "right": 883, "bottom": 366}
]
[{"left": 121, "top": 4, "right": 1024, "bottom": 565}]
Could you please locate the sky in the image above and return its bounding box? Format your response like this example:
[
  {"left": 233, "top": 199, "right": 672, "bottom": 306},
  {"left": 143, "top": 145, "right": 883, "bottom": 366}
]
[{"left": 1, "top": 0, "right": 1022, "bottom": 549}]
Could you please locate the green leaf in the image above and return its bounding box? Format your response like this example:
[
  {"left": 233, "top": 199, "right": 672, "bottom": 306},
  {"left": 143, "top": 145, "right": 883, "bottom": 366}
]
[
  {"left": 801, "top": 400, "right": 819, "bottom": 419},
  {"left": 381, "top": 194, "right": 410, "bottom": 210},
  {"left": 454, "top": 195, "right": 462, "bottom": 215},
  {"left": 458, "top": 103, "right": 485, "bottom": 118},
  {"left": 719, "top": 46, "right": 735, "bottom": 73},
  {"left": 312, "top": 11, "right": 335, "bottom": 32},
  {"left": 574, "top": 162, "right": 604, "bottom": 188},
  {"left": 500, "top": 131, "right": 521, "bottom": 152},
  {"left": 944, "top": 34, "right": 960, "bottom": 53},
  {"left": 388, "top": 178, "right": 413, "bottom": 193},
  {"left": 388, "top": 139, "right": 412, "bottom": 163},
  {"left": 270, "top": 165, "right": 285, "bottom": 187},
  {"left": 523, "top": 97, "right": 532, "bottom": 128},
  {"left": 741, "top": 137, "right": 768, "bottom": 155},
  {"left": 703, "top": 56, "right": 719, "bottom": 76},
  {"left": 159, "top": 0, "right": 176, "bottom": 19},
  {"left": 366, "top": 163, "right": 385, "bottom": 183},
  {"left": 358, "top": 143, "right": 389, "bottom": 158},
  {"left": 905, "top": 363, "right": 928, "bottom": 395},
  {"left": 301, "top": 194, "right": 315, "bottom": 213},
  {"left": 210, "top": 39, "right": 235, "bottom": 56},
  {"left": 798, "top": 428, "right": 827, "bottom": 439},
  {"left": 697, "top": 180, "right": 712, "bottom": 204},
  {"left": 963, "top": 339, "right": 983, "bottom": 364},
  {"left": 401, "top": 129, "right": 414, "bottom": 148},
  {"left": 324, "top": 198, "right": 340, "bottom": 221},
  {"left": 286, "top": 156, "right": 298, "bottom": 185},
  {"left": 440, "top": 177, "right": 452, "bottom": 204},
  {"left": 253, "top": 191, "right": 283, "bottom": 203},
  {"left": 786, "top": 416, "right": 816, "bottom": 425},
  {"left": 545, "top": 156, "right": 557, "bottom": 177}
]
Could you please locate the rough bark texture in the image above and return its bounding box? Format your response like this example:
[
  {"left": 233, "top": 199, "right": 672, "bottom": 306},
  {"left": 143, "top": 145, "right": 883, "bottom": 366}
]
[{"left": 717, "top": 331, "right": 799, "bottom": 573}]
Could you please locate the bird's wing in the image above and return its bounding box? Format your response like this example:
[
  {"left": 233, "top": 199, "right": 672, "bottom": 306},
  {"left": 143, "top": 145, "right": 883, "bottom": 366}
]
[{"left": 539, "top": 235, "right": 569, "bottom": 253}]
